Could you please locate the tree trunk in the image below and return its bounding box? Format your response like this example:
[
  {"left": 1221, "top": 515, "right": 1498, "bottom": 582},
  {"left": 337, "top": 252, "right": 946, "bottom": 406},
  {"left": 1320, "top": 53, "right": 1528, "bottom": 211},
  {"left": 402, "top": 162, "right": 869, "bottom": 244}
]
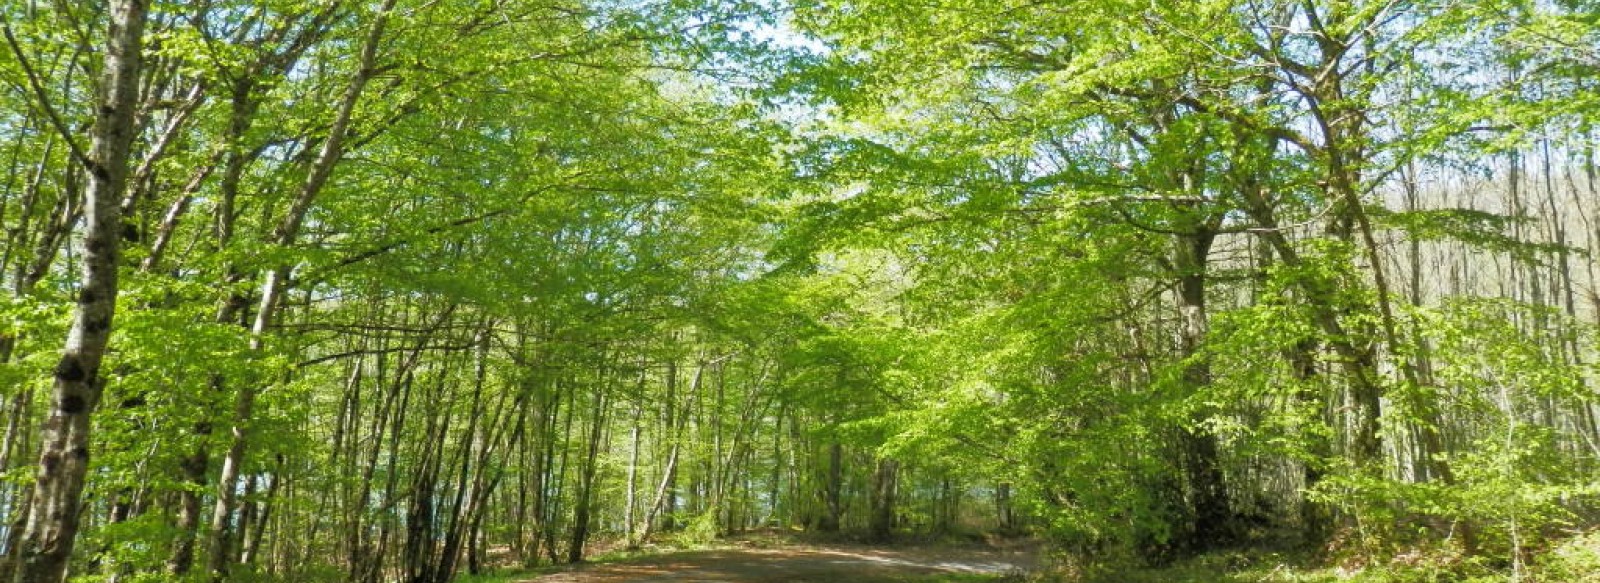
[
  {"left": 10, "top": 2, "right": 146, "bottom": 581},
  {"left": 240, "top": 457, "right": 282, "bottom": 567},
  {"left": 817, "top": 443, "right": 843, "bottom": 532},
  {"left": 205, "top": 5, "right": 397, "bottom": 579},
  {"left": 640, "top": 358, "right": 704, "bottom": 546},
  {"left": 567, "top": 381, "right": 609, "bottom": 563},
  {"left": 166, "top": 443, "right": 208, "bottom": 575},
  {"left": 996, "top": 482, "right": 1015, "bottom": 534},
  {"left": 868, "top": 458, "right": 898, "bottom": 542},
  {"left": 1173, "top": 227, "right": 1234, "bottom": 549},
  {"left": 624, "top": 399, "right": 642, "bottom": 545}
]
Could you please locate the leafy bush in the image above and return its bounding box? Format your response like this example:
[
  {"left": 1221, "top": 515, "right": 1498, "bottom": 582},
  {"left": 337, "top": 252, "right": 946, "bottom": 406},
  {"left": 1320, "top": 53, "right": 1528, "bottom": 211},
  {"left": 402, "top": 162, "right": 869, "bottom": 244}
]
[{"left": 1533, "top": 530, "right": 1600, "bottom": 582}]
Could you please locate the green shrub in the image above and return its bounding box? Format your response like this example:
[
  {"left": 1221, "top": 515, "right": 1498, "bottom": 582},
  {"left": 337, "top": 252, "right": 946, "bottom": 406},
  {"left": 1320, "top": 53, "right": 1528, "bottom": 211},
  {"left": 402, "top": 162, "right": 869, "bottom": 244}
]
[{"left": 1533, "top": 530, "right": 1600, "bottom": 582}]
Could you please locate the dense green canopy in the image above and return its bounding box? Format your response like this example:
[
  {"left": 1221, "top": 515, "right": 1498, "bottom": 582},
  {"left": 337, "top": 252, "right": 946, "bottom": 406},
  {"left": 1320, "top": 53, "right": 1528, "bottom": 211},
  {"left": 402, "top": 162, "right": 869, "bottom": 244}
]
[{"left": 0, "top": 0, "right": 1597, "bottom": 581}]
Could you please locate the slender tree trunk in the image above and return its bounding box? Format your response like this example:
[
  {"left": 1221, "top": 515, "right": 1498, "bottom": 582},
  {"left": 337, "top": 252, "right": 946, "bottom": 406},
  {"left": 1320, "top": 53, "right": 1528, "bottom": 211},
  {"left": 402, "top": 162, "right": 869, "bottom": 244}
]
[
  {"left": 526, "top": 376, "right": 555, "bottom": 564},
  {"left": 206, "top": 6, "right": 397, "bottom": 579},
  {"left": 10, "top": 2, "right": 146, "bottom": 581},
  {"left": 567, "top": 375, "right": 609, "bottom": 563},
  {"left": 241, "top": 457, "right": 281, "bottom": 566},
  {"left": 624, "top": 399, "right": 642, "bottom": 545},
  {"left": 639, "top": 358, "right": 701, "bottom": 546},
  {"left": 544, "top": 378, "right": 575, "bottom": 563},
  {"left": 431, "top": 327, "right": 497, "bottom": 583},
  {"left": 661, "top": 359, "right": 681, "bottom": 533},
  {"left": 766, "top": 411, "right": 783, "bottom": 526}
]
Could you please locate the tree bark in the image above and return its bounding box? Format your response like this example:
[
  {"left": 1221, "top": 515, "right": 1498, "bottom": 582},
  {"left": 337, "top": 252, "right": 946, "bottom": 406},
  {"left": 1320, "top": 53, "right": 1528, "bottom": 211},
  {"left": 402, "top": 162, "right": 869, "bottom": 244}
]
[
  {"left": 996, "top": 482, "right": 1015, "bottom": 534},
  {"left": 624, "top": 399, "right": 642, "bottom": 545},
  {"left": 817, "top": 443, "right": 843, "bottom": 532},
  {"left": 868, "top": 458, "right": 898, "bottom": 542},
  {"left": 10, "top": 2, "right": 146, "bottom": 581},
  {"left": 1173, "top": 229, "right": 1234, "bottom": 549},
  {"left": 567, "top": 375, "right": 609, "bottom": 563}
]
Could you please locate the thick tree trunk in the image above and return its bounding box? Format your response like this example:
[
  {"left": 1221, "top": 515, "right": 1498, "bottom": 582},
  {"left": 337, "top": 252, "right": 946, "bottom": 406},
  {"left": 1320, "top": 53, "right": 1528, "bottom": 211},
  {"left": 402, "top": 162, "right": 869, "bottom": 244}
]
[
  {"left": 868, "top": 458, "right": 898, "bottom": 542},
  {"left": 1243, "top": 189, "right": 1386, "bottom": 467},
  {"left": 817, "top": 443, "right": 843, "bottom": 532},
  {"left": 996, "top": 482, "right": 1015, "bottom": 533},
  {"left": 166, "top": 444, "right": 208, "bottom": 575},
  {"left": 10, "top": 2, "right": 146, "bottom": 581},
  {"left": 933, "top": 476, "right": 958, "bottom": 534},
  {"left": 1173, "top": 231, "right": 1234, "bottom": 549}
]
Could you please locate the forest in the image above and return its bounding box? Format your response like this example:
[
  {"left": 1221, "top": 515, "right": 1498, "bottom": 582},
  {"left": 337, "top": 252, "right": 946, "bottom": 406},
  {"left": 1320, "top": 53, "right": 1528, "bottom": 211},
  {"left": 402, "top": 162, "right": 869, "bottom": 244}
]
[{"left": 0, "top": 0, "right": 1598, "bottom": 582}]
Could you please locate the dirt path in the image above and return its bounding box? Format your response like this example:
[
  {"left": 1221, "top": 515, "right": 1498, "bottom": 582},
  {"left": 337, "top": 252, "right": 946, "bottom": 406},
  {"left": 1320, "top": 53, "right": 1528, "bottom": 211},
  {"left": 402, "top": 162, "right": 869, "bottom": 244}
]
[{"left": 521, "top": 544, "right": 1035, "bottom": 582}]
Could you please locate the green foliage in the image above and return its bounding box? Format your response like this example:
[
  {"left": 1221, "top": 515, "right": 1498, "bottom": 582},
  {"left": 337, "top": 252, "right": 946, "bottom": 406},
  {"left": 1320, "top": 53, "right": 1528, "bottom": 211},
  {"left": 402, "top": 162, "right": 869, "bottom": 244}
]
[
  {"left": 0, "top": 0, "right": 1596, "bottom": 580},
  {"left": 75, "top": 512, "right": 179, "bottom": 582},
  {"left": 1535, "top": 529, "right": 1600, "bottom": 582}
]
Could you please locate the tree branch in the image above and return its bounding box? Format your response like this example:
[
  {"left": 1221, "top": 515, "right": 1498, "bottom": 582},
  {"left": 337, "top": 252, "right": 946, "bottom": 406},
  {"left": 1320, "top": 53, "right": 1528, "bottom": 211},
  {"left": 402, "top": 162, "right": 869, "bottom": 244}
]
[{"left": 0, "top": 17, "right": 93, "bottom": 170}]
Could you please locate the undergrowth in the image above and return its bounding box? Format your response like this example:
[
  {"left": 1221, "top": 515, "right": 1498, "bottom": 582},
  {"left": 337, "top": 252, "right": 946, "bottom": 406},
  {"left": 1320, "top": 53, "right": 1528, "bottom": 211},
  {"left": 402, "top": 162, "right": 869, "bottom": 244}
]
[{"left": 1047, "top": 528, "right": 1600, "bottom": 583}]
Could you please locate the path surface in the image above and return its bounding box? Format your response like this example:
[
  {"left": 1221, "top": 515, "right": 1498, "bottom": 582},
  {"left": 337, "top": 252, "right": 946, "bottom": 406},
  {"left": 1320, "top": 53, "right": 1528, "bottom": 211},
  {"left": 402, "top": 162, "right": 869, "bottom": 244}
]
[{"left": 523, "top": 544, "right": 1035, "bottom": 582}]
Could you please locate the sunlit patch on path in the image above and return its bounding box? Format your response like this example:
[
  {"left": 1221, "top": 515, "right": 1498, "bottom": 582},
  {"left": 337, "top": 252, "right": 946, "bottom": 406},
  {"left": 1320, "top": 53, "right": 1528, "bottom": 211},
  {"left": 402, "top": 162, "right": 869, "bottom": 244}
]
[{"left": 524, "top": 545, "right": 1034, "bottom": 582}]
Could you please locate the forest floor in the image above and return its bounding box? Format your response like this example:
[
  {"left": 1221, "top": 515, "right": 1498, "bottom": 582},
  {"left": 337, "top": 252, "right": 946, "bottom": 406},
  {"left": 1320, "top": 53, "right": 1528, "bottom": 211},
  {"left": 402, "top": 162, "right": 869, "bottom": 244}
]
[
  {"left": 514, "top": 534, "right": 1037, "bottom": 582},
  {"left": 477, "top": 529, "right": 1600, "bottom": 582}
]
